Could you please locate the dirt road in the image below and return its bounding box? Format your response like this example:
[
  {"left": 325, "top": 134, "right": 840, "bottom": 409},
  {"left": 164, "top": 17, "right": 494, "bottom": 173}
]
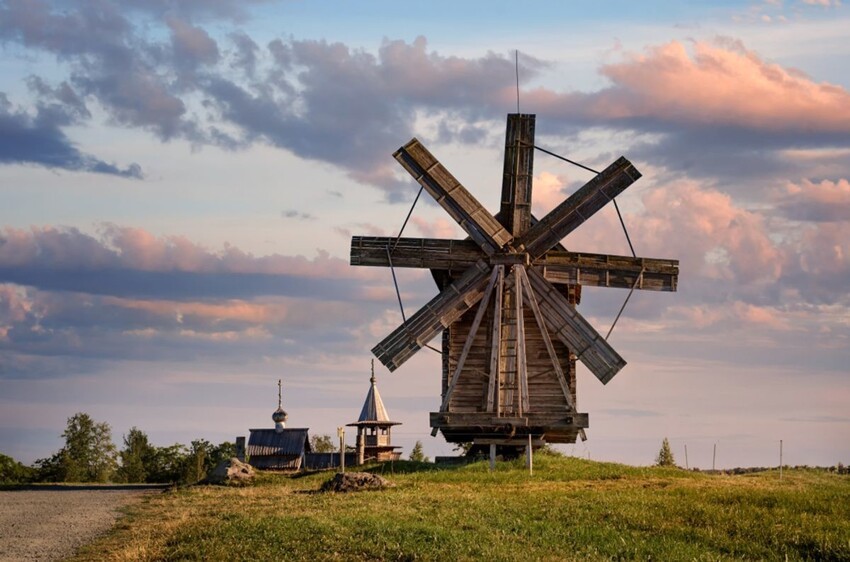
[{"left": 0, "top": 485, "right": 165, "bottom": 562}]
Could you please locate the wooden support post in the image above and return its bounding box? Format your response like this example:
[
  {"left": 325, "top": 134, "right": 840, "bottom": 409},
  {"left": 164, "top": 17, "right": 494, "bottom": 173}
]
[
  {"left": 490, "top": 444, "right": 496, "bottom": 472},
  {"left": 712, "top": 443, "right": 716, "bottom": 471},
  {"left": 486, "top": 267, "right": 504, "bottom": 413},
  {"left": 514, "top": 266, "right": 529, "bottom": 415},
  {"left": 527, "top": 434, "right": 533, "bottom": 475},
  {"left": 338, "top": 427, "right": 345, "bottom": 474},
  {"left": 684, "top": 444, "right": 689, "bottom": 470}
]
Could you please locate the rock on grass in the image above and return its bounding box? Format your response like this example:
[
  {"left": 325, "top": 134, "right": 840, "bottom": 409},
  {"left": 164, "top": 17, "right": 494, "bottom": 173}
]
[{"left": 320, "top": 472, "right": 393, "bottom": 492}]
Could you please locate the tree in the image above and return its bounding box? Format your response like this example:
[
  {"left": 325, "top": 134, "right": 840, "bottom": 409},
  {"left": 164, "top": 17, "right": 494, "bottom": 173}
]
[
  {"left": 0, "top": 452, "right": 35, "bottom": 483},
  {"left": 36, "top": 413, "right": 118, "bottom": 482},
  {"left": 655, "top": 437, "right": 676, "bottom": 467},
  {"left": 409, "top": 440, "right": 429, "bottom": 463},
  {"left": 310, "top": 434, "right": 335, "bottom": 453},
  {"left": 208, "top": 441, "right": 235, "bottom": 470},
  {"left": 182, "top": 439, "right": 213, "bottom": 484},
  {"left": 146, "top": 443, "right": 187, "bottom": 484},
  {"left": 117, "top": 427, "right": 155, "bottom": 483}
]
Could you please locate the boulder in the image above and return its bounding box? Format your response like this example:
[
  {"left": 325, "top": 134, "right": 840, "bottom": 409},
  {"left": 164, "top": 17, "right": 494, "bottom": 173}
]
[
  {"left": 207, "top": 457, "right": 255, "bottom": 486},
  {"left": 320, "top": 471, "right": 393, "bottom": 493}
]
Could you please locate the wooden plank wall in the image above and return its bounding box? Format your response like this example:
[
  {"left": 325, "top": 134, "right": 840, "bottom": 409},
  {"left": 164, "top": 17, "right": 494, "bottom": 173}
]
[{"left": 443, "top": 295, "right": 576, "bottom": 415}]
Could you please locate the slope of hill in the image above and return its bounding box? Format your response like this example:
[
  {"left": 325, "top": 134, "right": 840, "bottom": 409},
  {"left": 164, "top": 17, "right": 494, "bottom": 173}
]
[{"left": 72, "top": 454, "right": 850, "bottom": 561}]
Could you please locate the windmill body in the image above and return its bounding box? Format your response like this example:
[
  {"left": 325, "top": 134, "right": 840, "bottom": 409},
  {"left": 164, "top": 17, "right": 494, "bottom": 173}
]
[{"left": 351, "top": 114, "right": 679, "bottom": 448}]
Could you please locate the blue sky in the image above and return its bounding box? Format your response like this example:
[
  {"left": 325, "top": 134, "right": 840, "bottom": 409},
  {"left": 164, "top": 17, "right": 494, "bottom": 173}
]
[{"left": 1, "top": 0, "right": 848, "bottom": 468}]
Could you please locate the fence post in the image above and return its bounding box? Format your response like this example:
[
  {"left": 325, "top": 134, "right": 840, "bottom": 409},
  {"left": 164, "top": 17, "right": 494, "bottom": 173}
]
[{"left": 337, "top": 427, "right": 345, "bottom": 474}]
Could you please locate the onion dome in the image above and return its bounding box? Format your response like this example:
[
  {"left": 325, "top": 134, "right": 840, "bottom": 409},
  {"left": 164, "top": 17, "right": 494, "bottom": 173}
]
[{"left": 273, "top": 379, "right": 288, "bottom": 432}]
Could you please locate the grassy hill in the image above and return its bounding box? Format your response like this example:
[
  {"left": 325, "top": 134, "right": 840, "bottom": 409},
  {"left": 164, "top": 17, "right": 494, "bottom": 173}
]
[{"left": 73, "top": 453, "right": 850, "bottom": 561}]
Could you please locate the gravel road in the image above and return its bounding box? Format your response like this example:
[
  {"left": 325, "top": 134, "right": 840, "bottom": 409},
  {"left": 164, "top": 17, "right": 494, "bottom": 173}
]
[{"left": 0, "top": 485, "right": 165, "bottom": 562}]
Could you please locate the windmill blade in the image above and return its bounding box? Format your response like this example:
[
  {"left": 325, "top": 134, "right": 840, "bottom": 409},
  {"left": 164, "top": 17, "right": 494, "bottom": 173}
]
[
  {"left": 525, "top": 267, "right": 626, "bottom": 384},
  {"left": 517, "top": 157, "right": 642, "bottom": 258},
  {"left": 373, "top": 260, "right": 492, "bottom": 372},
  {"left": 536, "top": 250, "right": 679, "bottom": 292},
  {"left": 352, "top": 236, "right": 678, "bottom": 292},
  {"left": 351, "top": 236, "right": 483, "bottom": 276},
  {"left": 394, "top": 139, "right": 513, "bottom": 256}
]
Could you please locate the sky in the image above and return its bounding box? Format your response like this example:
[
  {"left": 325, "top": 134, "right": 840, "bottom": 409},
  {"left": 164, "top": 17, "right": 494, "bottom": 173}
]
[{"left": 1, "top": 0, "right": 848, "bottom": 469}]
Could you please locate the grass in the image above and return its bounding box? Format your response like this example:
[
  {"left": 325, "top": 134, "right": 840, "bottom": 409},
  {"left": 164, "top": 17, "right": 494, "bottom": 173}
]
[{"left": 71, "top": 453, "right": 850, "bottom": 561}]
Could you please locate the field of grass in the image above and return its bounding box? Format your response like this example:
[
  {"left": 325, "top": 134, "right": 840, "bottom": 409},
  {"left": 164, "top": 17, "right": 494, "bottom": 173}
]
[{"left": 72, "top": 453, "right": 850, "bottom": 561}]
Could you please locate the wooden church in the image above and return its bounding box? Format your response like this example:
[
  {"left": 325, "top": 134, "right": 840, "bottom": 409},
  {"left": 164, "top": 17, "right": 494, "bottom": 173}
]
[{"left": 240, "top": 380, "right": 311, "bottom": 470}]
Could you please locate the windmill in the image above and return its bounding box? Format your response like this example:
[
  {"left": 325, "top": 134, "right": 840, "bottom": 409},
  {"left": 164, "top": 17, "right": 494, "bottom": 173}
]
[{"left": 350, "top": 114, "right": 678, "bottom": 450}]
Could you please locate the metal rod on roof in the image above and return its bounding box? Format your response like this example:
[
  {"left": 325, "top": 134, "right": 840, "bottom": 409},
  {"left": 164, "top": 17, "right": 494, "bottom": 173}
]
[{"left": 515, "top": 49, "right": 520, "bottom": 114}]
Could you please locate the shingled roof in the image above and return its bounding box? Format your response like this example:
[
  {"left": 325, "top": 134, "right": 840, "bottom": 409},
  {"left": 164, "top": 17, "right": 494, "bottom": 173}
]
[
  {"left": 349, "top": 372, "right": 400, "bottom": 426},
  {"left": 246, "top": 428, "right": 311, "bottom": 457}
]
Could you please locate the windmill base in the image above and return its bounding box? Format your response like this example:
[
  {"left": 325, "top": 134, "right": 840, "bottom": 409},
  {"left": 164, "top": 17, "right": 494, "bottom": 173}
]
[{"left": 430, "top": 411, "right": 589, "bottom": 444}]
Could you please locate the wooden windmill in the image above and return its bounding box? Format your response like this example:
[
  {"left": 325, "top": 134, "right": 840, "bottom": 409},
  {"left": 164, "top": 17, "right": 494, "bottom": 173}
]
[{"left": 351, "top": 114, "right": 678, "bottom": 449}]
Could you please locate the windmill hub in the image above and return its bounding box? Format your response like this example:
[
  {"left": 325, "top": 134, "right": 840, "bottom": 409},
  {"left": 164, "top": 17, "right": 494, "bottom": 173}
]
[
  {"left": 350, "top": 113, "right": 679, "bottom": 448},
  {"left": 489, "top": 252, "right": 530, "bottom": 266}
]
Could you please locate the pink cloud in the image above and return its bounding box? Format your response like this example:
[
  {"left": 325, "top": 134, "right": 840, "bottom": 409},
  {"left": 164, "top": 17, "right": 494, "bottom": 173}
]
[
  {"left": 526, "top": 39, "right": 850, "bottom": 134},
  {"left": 666, "top": 301, "right": 790, "bottom": 331},
  {"left": 0, "top": 224, "right": 381, "bottom": 281},
  {"left": 638, "top": 182, "right": 782, "bottom": 284},
  {"left": 794, "top": 221, "right": 850, "bottom": 276},
  {"left": 779, "top": 178, "right": 850, "bottom": 222},
  {"left": 410, "top": 217, "right": 460, "bottom": 239},
  {"left": 531, "top": 172, "right": 569, "bottom": 217}
]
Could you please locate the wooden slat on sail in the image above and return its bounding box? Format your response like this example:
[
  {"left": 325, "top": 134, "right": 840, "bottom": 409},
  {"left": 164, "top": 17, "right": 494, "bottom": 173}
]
[
  {"left": 394, "top": 139, "right": 513, "bottom": 255},
  {"left": 525, "top": 267, "right": 626, "bottom": 384},
  {"left": 372, "top": 260, "right": 492, "bottom": 372},
  {"left": 518, "top": 157, "right": 641, "bottom": 258}
]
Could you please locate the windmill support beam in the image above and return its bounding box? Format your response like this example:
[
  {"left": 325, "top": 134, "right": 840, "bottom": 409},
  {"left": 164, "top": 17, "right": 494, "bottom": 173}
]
[
  {"left": 514, "top": 266, "right": 530, "bottom": 415},
  {"left": 517, "top": 266, "right": 575, "bottom": 410},
  {"left": 486, "top": 267, "right": 505, "bottom": 413},
  {"left": 441, "top": 266, "right": 501, "bottom": 412}
]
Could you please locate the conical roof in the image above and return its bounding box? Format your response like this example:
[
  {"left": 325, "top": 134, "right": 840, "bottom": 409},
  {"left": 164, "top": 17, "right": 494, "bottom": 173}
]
[{"left": 349, "top": 363, "right": 400, "bottom": 426}]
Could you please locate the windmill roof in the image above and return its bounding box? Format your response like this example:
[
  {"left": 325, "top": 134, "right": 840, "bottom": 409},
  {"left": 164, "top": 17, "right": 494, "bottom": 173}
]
[{"left": 348, "top": 376, "right": 400, "bottom": 426}]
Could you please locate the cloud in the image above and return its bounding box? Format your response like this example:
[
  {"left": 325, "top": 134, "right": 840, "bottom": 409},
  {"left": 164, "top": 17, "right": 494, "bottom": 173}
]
[
  {"left": 0, "top": 224, "right": 391, "bottom": 300},
  {"left": 0, "top": 93, "right": 142, "bottom": 177},
  {"left": 777, "top": 178, "right": 850, "bottom": 222},
  {"left": 531, "top": 39, "right": 850, "bottom": 135},
  {"left": 0, "top": 1, "right": 542, "bottom": 193},
  {"left": 281, "top": 209, "right": 316, "bottom": 221},
  {"left": 6, "top": 1, "right": 845, "bottom": 203},
  {"left": 0, "top": 283, "right": 379, "bottom": 375},
  {"left": 524, "top": 39, "right": 850, "bottom": 189},
  {"left": 800, "top": 0, "right": 841, "bottom": 7},
  {"left": 0, "top": 220, "right": 439, "bottom": 379},
  {"left": 167, "top": 17, "right": 220, "bottom": 72},
  {"left": 410, "top": 217, "right": 460, "bottom": 239},
  {"left": 531, "top": 171, "right": 569, "bottom": 217}
]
